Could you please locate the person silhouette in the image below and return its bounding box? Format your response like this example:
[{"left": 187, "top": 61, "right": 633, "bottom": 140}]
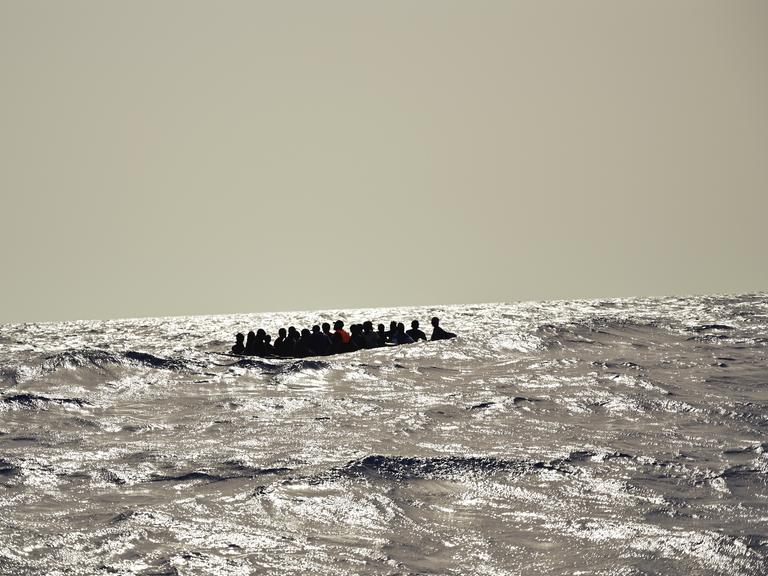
[
  {"left": 255, "top": 329, "right": 267, "bottom": 356},
  {"left": 231, "top": 332, "right": 245, "bottom": 354},
  {"left": 263, "top": 334, "right": 275, "bottom": 356},
  {"left": 362, "top": 321, "right": 380, "bottom": 348},
  {"left": 311, "top": 324, "right": 332, "bottom": 355},
  {"left": 332, "top": 320, "right": 350, "bottom": 354},
  {"left": 296, "top": 328, "right": 313, "bottom": 357},
  {"left": 430, "top": 317, "right": 456, "bottom": 341},
  {"left": 395, "top": 323, "right": 415, "bottom": 344},
  {"left": 244, "top": 331, "right": 259, "bottom": 355},
  {"left": 406, "top": 320, "right": 427, "bottom": 342},
  {"left": 377, "top": 323, "right": 387, "bottom": 346},
  {"left": 274, "top": 328, "right": 288, "bottom": 356},
  {"left": 349, "top": 324, "right": 364, "bottom": 351},
  {"left": 322, "top": 322, "right": 333, "bottom": 343}
]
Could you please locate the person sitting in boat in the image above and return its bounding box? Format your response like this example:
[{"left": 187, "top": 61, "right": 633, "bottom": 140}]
[
  {"left": 311, "top": 325, "right": 332, "bottom": 355},
  {"left": 386, "top": 321, "right": 399, "bottom": 344},
  {"left": 244, "top": 331, "right": 259, "bottom": 355},
  {"left": 285, "top": 327, "right": 300, "bottom": 356},
  {"left": 396, "top": 323, "right": 415, "bottom": 344},
  {"left": 255, "top": 329, "right": 268, "bottom": 355},
  {"left": 274, "top": 328, "right": 288, "bottom": 356},
  {"left": 296, "top": 329, "right": 314, "bottom": 357},
  {"left": 362, "top": 321, "right": 381, "bottom": 348},
  {"left": 322, "top": 322, "right": 334, "bottom": 344},
  {"left": 406, "top": 320, "right": 427, "bottom": 342},
  {"left": 332, "top": 320, "right": 351, "bottom": 354},
  {"left": 377, "top": 324, "right": 387, "bottom": 346},
  {"left": 231, "top": 333, "right": 246, "bottom": 354},
  {"left": 263, "top": 334, "right": 275, "bottom": 356},
  {"left": 348, "top": 324, "right": 364, "bottom": 352},
  {"left": 430, "top": 317, "right": 456, "bottom": 341}
]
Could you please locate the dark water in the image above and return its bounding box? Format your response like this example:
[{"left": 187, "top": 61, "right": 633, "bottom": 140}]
[{"left": 1, "top": 294, "right": 767, "bottom": 575}]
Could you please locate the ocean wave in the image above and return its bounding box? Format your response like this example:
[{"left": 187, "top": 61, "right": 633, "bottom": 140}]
[
  {"left": 41, "top": 349, "right": 122, "bottom": 372},
  {"left": 122, "top": 350, "right": 195, "bottom": 370},
  {"left": 150, "top": 465, "right": 292, "bottom": 484},
  {"left": 301, "top": 451, "right": 640, "bottom": 484},
  {"left": 1, "top": 393, "right": 92, "bottom": 409},
  {"left": 9, "top": 349, "right": 204, "bottom": 380},
  {"left": 686, "top": 324, "right": 735, "bottom": 332},
  {"left": 227, "top": 358, "right": 330, "bottom": 374}
]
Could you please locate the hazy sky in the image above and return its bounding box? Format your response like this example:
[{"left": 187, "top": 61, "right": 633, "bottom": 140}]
[{"left": 1, "top": 1, "right": 766, "bottom": 323}]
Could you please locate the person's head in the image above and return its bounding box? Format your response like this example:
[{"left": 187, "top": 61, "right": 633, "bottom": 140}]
[
  {"left": 334, "top": 320, "right": 344, "bottom": 330},
  {"left": 312, "top": 325, "right": 320, "bottom": 333},
  {"left": 411, "top": 320, "right": 419, "bottom": 330},
  {"left": 377, "top": 324, "right": 385, "bottom": 332},
  {"left": 301, "top": 328, "right": 311, "bottom": 337},
  {"left": 265, "top": 335, "right": 272, "bottom": 344},
  {"left": 246, "top": 331, "right": 256, "bottom": 341},
  {"left": 278, "top": 327, "right": 286, "bottom": 338},
  {"left": 397, "top": 322, "right": 405, "bottom": 334},
  {"left": 235, "top": 332, "right": 244, "bottom": 342},
  {"left": 389, "top": 321, "right": 397, "bottom": 331},
  {"left": 288, "top": 326, "right": 297, "bottom": 335},
  {"left": 363, "top": 321, "right": 373, "bottom": 333},
  {"left": 351, "top": 324, "right": 361, "bottom": 335},
  {"left": 256, "top": 328, "right": 266, "bottom": 338},
  {"left": 431, "top": 317, "right": 440, "bottom": 327}
]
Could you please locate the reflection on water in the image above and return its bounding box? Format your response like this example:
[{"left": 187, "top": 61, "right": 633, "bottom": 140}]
[{"left": 1, "top": 294, "right": 767, "bottom": 574}]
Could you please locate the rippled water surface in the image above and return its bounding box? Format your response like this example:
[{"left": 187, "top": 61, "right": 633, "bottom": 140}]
[{"left": 1, "top": 294, "right": 767, "bottom": 575}]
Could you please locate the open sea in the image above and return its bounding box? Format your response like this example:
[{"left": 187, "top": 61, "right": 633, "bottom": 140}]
[{"left": 1, "top": 293, "right": 767, "bottom": 576}]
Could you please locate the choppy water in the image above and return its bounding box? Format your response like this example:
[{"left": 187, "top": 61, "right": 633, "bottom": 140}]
[{"left": 1, "top": 294, "right": 767, "bottom": 575}]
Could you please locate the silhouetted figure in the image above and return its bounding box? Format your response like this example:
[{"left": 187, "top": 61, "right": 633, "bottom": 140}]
[
  {"left": 244, "top": 331, "right": 259, "bottom": 355},
  {"left": 322, "top": 322, "right": 333, "bottom": 344},
  {"left": 377, "top": 324, "right": 387, "bottom": 346},
  {"left": 349, "top": 324, "right": 364, "bottom": 351},
  {"left": 231, "top": 333, "right": 245, "bottom": 354},
  {"left": 430, "top": 317, "right": 456, "bottom": 341},
  {"left": 332, "top": 320, "right": 350, "bottom": 354},
  {"left": 396, "top": 322, "right": 415, "bottom": 344},
  {"left": 311, "top": 324, "right": 332, "bottom": 355},
  {"left": 255, "top": 329, "right": 267, "bottom": 356},
  {"left": 285, "top": 326, "right": 300, "bottom": 357},
  {"left": 263, "top": 335, "right": 275, "bottom": 356},
  {"left": 274, "top": 328, "right": 288, "bottom": 356},
  {"left": 362, "top": 321, "right": 380, "bottom": 348},
  {"left": 386, "top": 321, "right": 399, "bottom": 345},
  {"left": 296, "top": 328, "right": 313, "bottom": 357},
  {"left": 406, "top": 320, "right": 427, "bottom": 342}
]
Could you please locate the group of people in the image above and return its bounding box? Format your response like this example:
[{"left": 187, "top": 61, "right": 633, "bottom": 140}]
[{"left": 230, "top": 317, "right": 456, "bottom": 358}]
